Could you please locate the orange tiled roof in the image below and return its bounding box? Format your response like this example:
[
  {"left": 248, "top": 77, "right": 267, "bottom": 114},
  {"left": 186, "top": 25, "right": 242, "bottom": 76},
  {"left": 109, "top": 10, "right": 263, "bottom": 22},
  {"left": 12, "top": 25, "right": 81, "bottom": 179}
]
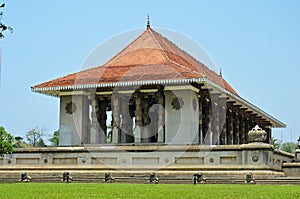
[{"left": 32, "top": 27, "right": 238, "bottom": 96}]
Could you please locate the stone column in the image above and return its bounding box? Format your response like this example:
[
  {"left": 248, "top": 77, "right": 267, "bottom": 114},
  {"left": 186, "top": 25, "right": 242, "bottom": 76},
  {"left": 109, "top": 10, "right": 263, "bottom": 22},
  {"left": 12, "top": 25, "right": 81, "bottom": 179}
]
[
  {"left": 120, "top": 97, "right": 127, "bottom": 143},
  {"left": 134, "top": 94, "right": 142, "bottom": 143},
  {"left": 211, "top": 94, "right": 219, "bottom": 145},
  {"left": 198, "top": 91, "right": 203, "bottom": 144},
  {"left": 142, "top": 96, "right": 150, "bottom": 143},
  {"left": 219, "top": 98, "right": 227, "bottom": 145},
  {"left": 203, "top": 94, "right": 211, "bottom": 145},
  {"left": 250, "top": 114, "right": 257, "bottom": 130},
  {"left": 227, "top": 103, "right": 234, "bottom": 145},
  {"left": 127, "top": 109, "right": 134, "bottom": 143},
  {"left": 157, "top": 91, "right": 165, "bottom": 143},
  {"left": 233, "top": 106, "right": 240, "bottom": 144},
  {"left": 244, "top": 111, "right": 251, "bottom": 144},
  {"left": 119, "top": 95, "right": 134, "bottom": 143},
  {"left": 208, "top": 101, "right": 212, "bottom": 145},
  {"left": 98, "top": 99, "right": 108, "bottom": 143},
  {"left": 244, "top": 117, "right": 249, "bottom": 144},
  {"left": 239, "top": 115, "right": 245, "bottom": 144},
  {"left": 112, "top": 95, "right": 120, "bottom": 144},
  {"left": 90, "top": 98, "right": 101, "bottom": 144},
  {"left": 81, "top": 96, "right": 90, "bottom": 145},
  {"left": 265, "top": 124, "right": 272, "bottom": 144}
]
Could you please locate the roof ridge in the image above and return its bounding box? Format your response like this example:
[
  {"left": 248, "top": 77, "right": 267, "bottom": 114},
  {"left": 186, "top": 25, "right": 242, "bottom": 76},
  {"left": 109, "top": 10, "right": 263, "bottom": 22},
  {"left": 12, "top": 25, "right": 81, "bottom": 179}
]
[
  {"left": 147, "top": 28, "right": 172, "bottom": 64},
  {"left": 149, "top": 29, "right": 205, "bottom": 77},
  {"left": 149, "top": 29, "right": 237, "bottom": 94},
  {"left": 104, "top": 29, "right": 151, "bottom": 66}
]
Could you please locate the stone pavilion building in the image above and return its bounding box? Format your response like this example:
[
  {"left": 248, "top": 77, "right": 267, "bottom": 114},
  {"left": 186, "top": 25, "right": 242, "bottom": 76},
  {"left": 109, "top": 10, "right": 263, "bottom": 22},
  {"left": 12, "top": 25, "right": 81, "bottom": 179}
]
[
  {"left": 0, "top": 21, "right": 289, "bottom": 176},
  {"left": 31, "top": 22, "right": 285, "bottom": 148}
]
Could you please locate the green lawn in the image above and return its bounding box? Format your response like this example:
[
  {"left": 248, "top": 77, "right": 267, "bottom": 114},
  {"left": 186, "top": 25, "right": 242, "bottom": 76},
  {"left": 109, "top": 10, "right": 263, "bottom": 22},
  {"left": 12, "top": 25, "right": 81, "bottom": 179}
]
[{"left": 0, "top": 183, "right": 299, "bottom": 199}]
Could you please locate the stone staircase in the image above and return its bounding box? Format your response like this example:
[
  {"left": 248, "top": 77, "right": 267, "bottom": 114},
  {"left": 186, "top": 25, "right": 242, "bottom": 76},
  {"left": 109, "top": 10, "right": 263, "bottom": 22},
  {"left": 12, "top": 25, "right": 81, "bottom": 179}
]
[{"left": 1, "top": 167, "right": 300, "bottom": 184}]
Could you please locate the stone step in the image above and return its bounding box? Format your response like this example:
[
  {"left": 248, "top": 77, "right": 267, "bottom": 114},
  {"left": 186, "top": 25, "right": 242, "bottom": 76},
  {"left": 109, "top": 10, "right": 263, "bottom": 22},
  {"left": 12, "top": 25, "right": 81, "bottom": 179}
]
[{"left": 2, "top": 171, "right": 300, "bottom": 184}]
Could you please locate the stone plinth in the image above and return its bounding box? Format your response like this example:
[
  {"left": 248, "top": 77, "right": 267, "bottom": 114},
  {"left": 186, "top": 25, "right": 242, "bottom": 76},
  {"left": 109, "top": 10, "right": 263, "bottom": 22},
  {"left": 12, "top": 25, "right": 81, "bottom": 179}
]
[{"left": 0, "top": 144, "right": 294, "bottom": 172}]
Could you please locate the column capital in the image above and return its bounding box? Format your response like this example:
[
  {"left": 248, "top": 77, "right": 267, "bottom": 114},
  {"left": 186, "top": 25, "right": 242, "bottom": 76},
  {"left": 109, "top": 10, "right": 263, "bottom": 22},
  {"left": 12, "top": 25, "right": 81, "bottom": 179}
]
[
  {"left": 226, "top": 101, "right": 235, "bottom": 110},
  {"left": 239, "top": 108, "right": 247, "bottom": 116}
]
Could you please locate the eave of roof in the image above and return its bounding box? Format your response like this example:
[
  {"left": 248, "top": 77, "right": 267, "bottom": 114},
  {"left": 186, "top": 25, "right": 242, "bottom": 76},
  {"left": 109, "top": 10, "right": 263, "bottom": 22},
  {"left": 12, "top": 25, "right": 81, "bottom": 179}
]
[{"left": 31, "top": 77, "right": 285, "bottom": 128}]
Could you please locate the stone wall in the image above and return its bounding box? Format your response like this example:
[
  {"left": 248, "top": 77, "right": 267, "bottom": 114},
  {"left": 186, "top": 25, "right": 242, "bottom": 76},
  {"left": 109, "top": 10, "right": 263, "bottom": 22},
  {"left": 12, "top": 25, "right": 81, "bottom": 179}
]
[
  {"left": 0, "top": 144, "right": 294, "bottom": 172},
  {"left": 165, "top": 87, "right": 199, "bottom": 144},
  {"left": 59, "top": 95, "right": 90, "bottom": 146},
  {"left": 282, "top": 149, "right": 300, "bottom": 176}
]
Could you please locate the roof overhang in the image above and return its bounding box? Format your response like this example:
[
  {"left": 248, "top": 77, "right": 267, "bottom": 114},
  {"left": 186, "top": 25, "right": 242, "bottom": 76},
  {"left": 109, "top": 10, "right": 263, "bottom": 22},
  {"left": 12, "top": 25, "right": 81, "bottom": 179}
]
[
  {"left": 31, "top": 77, "right": 286, "bottom": 128},
  {"left": 200, "top": 78, "right": 286, "bottom": 128}
]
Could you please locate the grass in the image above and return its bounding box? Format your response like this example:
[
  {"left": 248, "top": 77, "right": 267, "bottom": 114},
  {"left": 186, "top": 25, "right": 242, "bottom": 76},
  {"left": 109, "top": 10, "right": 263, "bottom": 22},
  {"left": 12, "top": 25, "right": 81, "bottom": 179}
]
[{"left": 0, "top": 183, "right": 299, "bottom": 199}]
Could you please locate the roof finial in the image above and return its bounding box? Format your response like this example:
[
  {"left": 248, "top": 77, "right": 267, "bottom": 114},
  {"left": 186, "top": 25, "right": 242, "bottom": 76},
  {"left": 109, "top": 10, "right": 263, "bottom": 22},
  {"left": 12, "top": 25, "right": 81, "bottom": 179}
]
[
  {"left": 147, "top": 14, "right": 150, "bottom": 28},
  {"left": 219, "top": 68, "right": 222, "bottom": 77}
]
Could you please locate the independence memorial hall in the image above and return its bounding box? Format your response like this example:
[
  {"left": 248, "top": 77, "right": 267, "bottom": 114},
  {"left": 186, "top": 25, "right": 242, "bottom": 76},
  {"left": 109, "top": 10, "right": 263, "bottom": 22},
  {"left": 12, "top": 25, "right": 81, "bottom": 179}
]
[{"left": 1, "top": 20, "right": 299, "bottom": 183}]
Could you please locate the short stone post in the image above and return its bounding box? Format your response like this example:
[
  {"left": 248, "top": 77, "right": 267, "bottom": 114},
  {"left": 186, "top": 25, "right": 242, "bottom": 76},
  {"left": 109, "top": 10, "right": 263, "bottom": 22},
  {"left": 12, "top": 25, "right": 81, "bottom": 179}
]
[
  {"left": 62, "top": 172, "right": 73, "bottom": 183},
  {"left": 104, "top": 173, "right": 115, "bottom": 183},
  {"left": 149, "top": 173, "right": 159, "bottom": 183},
  {"left": 245, "top": 173, "right": 256, "bottom": 184},
  {"left": 19, "top": 172, "right": 31, "bottom": 182},
  {"left": 193, "top": 173, "right": 206, "bottom": 184}
]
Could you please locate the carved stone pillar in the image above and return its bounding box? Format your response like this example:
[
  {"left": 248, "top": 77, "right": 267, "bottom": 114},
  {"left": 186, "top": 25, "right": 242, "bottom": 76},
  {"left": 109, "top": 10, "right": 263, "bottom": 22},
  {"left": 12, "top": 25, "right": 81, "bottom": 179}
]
[
  {"left": 239, "top": 115, "right": 245, "bottom": 144},
  {"left": 265, "top": 124, "right": 272, "bottom": 144},
  {"left": 211, "top": 94, "right": 219, "bottom": 145},
  {"left": 249, "top": 114, "right": 257, "bottom": 130},
  {"left": 98, "top": 99, "right": 107, "bottom": 143},
  {"left": 157, "top": 91, "right": 164, "bottom": 143},
  {"left": 134, "top": 94, "right": 142, "bottom": 143},
  {"left": 244, "top": 112, "right": 251, "bottom": 144},
  {"left": 219, "top": 98, "right": 227, "bottom": 145},
  {"left": 112, "top": 95, "right": 120, "bottom": 144},
  {"left": 127, "top": 108, "right": 134, "bottom": 143},
  {"left": 233, "top": 106, "right": 240, "bottom": 145},
  {"left": 90, "top": 98, "right": 101, "bottom": 144},
  {"left": 226, "top": 103, "right": 234, "bottom": 145},
  {"left": 203, "top": 94, "right": 211, "bottom": 145},
  {"left": 119, "top": 95, "right": 134, "bottom": 143},
  {"left": 238, "top": 109, "right": 246, "bottom": 144},
  {"left": 142, "top": 96, "right": 150, "bottom": 143},
  {"left": 120, "top": 97, "right": 127, "bottom": 143},
  {"left": 244, "top": 118, "right": 250, "bottom": 144},
  {"left": 198, "top": 91, "right": 203, "bottom": 144}
]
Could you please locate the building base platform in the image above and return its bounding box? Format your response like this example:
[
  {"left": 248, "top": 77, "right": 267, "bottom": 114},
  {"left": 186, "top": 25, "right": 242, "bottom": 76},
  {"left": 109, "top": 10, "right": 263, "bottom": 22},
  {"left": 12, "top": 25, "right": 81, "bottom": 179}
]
[{"left": 1, "top": 143, "right": 299, "bottom": 183}]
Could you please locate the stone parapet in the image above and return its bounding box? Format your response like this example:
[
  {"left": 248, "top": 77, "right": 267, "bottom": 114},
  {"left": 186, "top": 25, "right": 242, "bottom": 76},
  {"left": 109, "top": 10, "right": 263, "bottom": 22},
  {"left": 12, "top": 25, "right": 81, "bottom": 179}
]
[
  {"left": 0, "top": 144, "right": 294, "bottom": 172},
  {"left": 283, "top": 162, "right": 300, "bottom": 176}
]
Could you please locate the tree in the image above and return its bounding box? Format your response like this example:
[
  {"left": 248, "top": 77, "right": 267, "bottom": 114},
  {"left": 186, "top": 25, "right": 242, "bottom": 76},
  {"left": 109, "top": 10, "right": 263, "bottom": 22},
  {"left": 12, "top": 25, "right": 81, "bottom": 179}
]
[
  {"left": 0, "top": 3, "right": 13, "bottom": 39},
  {"left": 26, "top": 127, "right": 46, "bottom": 147},
  {"left": 36, "top": 138, "right": 45, "bottom": 147},
  {"left": 14, "top": 136, "right": 24, "bottom": 148},
  {"left": 281, "top": 142, "right": 297, "bottom": 154},
  {"left": 271, "top": 137, "right": 281, "bottom": 149},
  {"left": 0, "top": 126, "right": 14, "bottom": 156},
  {"left": 49, "top": 130, "right": 59, "bottom": 146}
]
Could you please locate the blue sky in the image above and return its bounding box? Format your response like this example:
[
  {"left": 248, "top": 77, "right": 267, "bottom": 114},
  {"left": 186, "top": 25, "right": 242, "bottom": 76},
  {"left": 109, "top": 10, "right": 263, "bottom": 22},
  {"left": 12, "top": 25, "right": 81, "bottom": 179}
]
[{"left": 0, "top": 0, "right": 299, "bottom": 143}]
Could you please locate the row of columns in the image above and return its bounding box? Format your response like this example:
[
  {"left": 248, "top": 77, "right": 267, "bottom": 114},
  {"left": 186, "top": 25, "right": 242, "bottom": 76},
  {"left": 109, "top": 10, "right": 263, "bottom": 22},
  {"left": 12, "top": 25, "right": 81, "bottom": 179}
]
[
  {"left": 87, "top": 87, "right": 272, "bottom": 145},
  {"left": 88, "top": 90, "right": 165, "bottom": 144},
  {"left": 198, "top": 89, "right": 272, "bottom": 145}
]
